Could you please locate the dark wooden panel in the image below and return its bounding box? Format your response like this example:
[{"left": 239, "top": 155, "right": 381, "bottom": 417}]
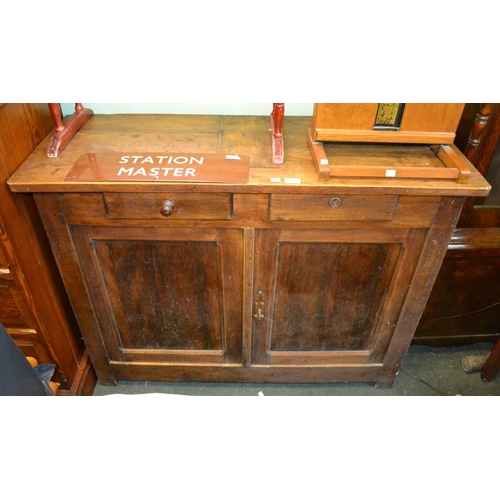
[
  {"left": 94, "top": 239, "right": 224, "bottom": 351},
  {"left": 414, "top": 229, "right": 500, "bottom": 345},
  {"left": 270, "top": 242, "right": 401, "bottom": 351}
]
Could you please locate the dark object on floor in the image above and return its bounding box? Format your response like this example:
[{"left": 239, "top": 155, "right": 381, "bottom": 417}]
[
  {"left": 0, "top": 323, "right": 55, "bottom": 395},
  {"left": 462, "top": 355, "right": 489, "bottom": 373},
  {"left": 462, "top": 339, "right": 500, "bottom": 382}
]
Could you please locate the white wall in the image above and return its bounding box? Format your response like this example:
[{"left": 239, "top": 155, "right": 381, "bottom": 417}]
[{"left": 60, "top": 103, "right": 314, "bottom": 117}]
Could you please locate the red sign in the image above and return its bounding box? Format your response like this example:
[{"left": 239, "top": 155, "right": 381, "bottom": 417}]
[{"left": 66, "top": 153, "right": 249, "bottom": 183}]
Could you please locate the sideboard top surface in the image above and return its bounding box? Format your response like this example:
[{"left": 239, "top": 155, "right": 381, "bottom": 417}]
[{"left": 8, "top": 114, "right": 491, "bottom": 197}]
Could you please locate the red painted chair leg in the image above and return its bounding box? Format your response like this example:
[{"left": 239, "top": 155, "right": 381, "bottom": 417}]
[
  {"left": 47, "top": 103, "right": 93, "bottom": 158},
  {"left": 270, "top": 103, "right": 284, "bottom": 164}
]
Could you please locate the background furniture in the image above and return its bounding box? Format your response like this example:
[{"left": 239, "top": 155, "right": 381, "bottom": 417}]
[
  {"left": 0, "top": 103, "right": 95, "bottom": 395},
  {"left": 8, "top": 113, "right": 489, "bottom": 389},
  {"left": 413, "top": 104, "right": 500, "bottom": 346}
]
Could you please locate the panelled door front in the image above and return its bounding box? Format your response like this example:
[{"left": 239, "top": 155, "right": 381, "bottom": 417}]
[
  {"left": 71, "top": 226, "right": 244, "bottom": 374},
  {"left": 251, "top": 228, "right": 427, "bottom": 368}
]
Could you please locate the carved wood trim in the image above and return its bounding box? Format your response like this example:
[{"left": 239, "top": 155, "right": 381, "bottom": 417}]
[{"left": 463, "top": 104, "right": 493, "bottom": 165}]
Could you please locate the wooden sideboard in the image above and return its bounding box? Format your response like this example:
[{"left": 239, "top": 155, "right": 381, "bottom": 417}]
[
  {"left": 8, "top": 113, "right": 490, "bottom": 388},
  {"left": 0, "top": 103, "right": 95, "bottom": 395}
]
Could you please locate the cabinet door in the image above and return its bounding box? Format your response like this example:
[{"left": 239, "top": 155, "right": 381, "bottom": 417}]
[
  {"left": 252, "top": 228, "right": 426, "bottom": 367},
  {"left": 71, "top": 226, "right": 244, "bottom": 374}
]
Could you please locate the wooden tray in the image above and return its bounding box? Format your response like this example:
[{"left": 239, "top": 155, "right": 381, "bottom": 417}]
[{"left": 307, "top": 138, "right": 472, "bottom": 183}]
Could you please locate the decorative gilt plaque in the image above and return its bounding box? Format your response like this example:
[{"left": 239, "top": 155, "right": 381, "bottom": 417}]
[
  {"left": 373, "top": 103, "right": 406, "bottom": 130},
  {"left": 66, "top": 153, "right": 249, "bottom": 183}
]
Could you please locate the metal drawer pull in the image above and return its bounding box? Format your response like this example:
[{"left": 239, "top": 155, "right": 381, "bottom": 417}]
[
  {"left": 160, "top": 200, "right": 175, "bottom": 217},
  {"left": 254, "top": 291, "right": 265, "bottom": 324},
  {"left": 328, "top": 197, "right": 342, "bottom": 208}
]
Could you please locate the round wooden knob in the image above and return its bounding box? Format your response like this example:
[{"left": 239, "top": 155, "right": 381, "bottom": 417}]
[
  {"left": 160, "top": 200, "right": 175, "bottom": 216},
  {"left": 328, "top": 197, "right": 342, "bottom": 208}
]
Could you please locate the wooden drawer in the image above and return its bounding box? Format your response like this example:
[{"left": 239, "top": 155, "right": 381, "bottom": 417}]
[
  {"left": 269, "top": 194, "right": 398, "bottom": 222},
  {"left": 104, "top": 192, "right": 233, "bottom": 220}
]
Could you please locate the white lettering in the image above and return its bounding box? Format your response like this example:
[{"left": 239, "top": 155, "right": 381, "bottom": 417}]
[
  {"left": 174, "top": 156, "right": 188, "bottom": 164},
  {"left": 118, "top": 167, "right": 134, "bottom": 176},
  {"left": 116, "top": 157, "right": 205, "bottom": 178}
]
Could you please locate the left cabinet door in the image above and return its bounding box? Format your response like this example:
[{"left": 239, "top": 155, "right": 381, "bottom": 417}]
[{"left": 70, "top": 225, "right": 245, "bottom": 382}]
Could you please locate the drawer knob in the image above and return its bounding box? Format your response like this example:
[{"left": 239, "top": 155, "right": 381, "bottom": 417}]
[
  {"left": 328, "top": 197, "right": 342, "bottom": 208},
  {"left": 160, "top": 200, "right": 175, "bottom": 217}
]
